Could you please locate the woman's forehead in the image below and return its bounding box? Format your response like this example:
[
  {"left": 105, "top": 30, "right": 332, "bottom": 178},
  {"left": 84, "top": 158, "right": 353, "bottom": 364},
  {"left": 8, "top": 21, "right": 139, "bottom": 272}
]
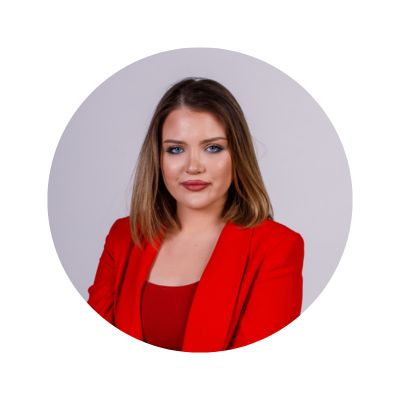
[{"left": 162, "top": 108, "right": 227, "bottom": 141}]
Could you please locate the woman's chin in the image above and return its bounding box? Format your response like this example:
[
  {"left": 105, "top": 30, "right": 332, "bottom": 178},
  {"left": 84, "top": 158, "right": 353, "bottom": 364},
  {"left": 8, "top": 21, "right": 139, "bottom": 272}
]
[
  {"left": 180, "top": 201, "right": 211, "bottom": 211},
  {"left": 177, "top": 197, "right": 217, "bottom": 211}
]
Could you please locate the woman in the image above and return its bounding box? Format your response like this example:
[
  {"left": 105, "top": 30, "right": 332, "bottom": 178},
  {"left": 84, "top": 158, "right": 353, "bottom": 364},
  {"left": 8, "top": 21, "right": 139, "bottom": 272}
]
[{"left": 87, "top": 77, "right": 304, "bottom": 352}]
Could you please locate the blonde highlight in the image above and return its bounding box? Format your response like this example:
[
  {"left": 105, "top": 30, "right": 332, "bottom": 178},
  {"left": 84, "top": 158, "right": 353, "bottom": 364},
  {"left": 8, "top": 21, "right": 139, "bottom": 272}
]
[{"left": 129, "top": 77, "right": 273, "bottom": 247}]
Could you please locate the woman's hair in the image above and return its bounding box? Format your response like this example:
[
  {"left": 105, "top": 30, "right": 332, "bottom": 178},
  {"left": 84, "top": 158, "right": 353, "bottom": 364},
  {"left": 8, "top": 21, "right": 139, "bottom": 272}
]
[{"left": 130, "top": 77, "right": 273, "bottom": 247}]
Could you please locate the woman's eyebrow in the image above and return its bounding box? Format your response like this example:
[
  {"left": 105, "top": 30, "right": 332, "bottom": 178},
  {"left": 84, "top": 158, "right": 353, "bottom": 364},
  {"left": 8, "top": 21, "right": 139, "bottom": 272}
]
[{"left": 163, "top": 137, "right": 228, "bottom": 144}]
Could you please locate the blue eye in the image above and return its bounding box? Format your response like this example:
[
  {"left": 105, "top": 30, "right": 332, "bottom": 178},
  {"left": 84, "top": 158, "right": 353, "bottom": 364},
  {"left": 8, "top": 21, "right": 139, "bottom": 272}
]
[
  {"left": 166, "top": 146, "right": 184, "bottom": 154},
  {"left": 207, "top": 145, "right": 223, "bottom": 153},
  {"left": 165, "top": 144, "right": 224, "bottom": 154}
]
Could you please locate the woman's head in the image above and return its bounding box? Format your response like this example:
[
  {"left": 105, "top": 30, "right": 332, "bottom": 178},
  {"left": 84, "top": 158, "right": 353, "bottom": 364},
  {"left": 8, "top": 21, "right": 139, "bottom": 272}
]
[{"left": 130, "top": 77, "right": 273, "bottom": 246}]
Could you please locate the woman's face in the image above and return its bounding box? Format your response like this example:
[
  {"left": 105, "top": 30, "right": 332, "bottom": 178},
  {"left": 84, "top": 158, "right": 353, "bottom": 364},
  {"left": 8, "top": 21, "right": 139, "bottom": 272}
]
[{"left": 161, "top": 107, "right": 232, "bottom": 214}]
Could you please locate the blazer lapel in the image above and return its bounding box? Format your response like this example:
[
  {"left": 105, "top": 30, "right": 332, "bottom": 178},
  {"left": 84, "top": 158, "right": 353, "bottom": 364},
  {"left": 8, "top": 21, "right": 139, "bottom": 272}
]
[
  {"left": 182, "top": 222, "right": 253, "bottom": 352},
  {"left": 115, "top": 222, "right": 252, "bottom": 353},
  {"left": 115, "top": 235, "right": 161, "bottom": 341}
]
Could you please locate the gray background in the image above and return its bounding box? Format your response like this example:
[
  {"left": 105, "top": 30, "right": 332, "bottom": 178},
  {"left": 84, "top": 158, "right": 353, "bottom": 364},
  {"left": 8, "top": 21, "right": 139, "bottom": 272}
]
[{"left": 47, "top": 48, "right": 352, "bottom": 311}]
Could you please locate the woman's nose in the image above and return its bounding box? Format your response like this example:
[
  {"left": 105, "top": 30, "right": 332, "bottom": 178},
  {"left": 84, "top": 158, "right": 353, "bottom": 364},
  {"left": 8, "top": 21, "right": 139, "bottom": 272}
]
[{"left": 186, "top": 150, "right": 205, "bottom": 174}]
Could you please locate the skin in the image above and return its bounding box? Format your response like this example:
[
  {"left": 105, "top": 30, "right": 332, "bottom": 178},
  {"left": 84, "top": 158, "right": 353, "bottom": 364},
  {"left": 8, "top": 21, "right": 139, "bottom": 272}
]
[
  {"left": 160, "top": 106, "right": 232, "bottom": 233},
  {"left": 148, "top": 107, "right": 232, "bottom": 285}
]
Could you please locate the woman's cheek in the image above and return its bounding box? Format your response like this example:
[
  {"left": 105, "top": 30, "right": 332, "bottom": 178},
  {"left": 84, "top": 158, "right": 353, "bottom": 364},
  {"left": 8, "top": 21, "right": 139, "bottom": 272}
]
[
  {"left": 162, "top": 158, "right": 180, "bottom": 183},
  {"left": 215, "top": 156, "right": 232, "bottom": 180}
]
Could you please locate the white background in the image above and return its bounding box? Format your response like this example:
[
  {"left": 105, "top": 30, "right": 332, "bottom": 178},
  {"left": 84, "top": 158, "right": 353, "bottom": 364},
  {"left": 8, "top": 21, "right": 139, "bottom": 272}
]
[{"left": 1, "top": 1, "right": 399, "bottom": 399}]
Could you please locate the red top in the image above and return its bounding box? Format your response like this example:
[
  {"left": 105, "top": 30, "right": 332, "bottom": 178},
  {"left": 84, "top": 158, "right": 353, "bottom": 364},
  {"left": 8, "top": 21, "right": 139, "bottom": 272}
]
[{"left": 141, "top": 280, "right": 199, "bottom": 351}]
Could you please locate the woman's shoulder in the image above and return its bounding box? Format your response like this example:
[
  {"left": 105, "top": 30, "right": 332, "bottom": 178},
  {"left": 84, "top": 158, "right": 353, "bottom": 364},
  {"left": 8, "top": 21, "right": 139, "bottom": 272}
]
[
  {"left": 253, "top": 218, "right": 301, "bottom": 236},
  {"left": 108, "top": 215, "right": 130, "bottom": 234},
  {"left": 237, "top": 219, "right": 304, "bottom": 268},
  {"left": 104, "top": 216, "right": 132, "bottom": 247},
  {"left": 246, "top": 218, "right": 304, "bottom": 251}
]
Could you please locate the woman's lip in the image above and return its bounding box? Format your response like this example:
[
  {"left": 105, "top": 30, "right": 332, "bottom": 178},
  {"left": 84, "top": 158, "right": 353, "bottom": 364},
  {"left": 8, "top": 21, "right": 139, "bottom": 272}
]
[
  {"left": 181, "top": 182, "right": 210, "bottom": 191},
  {"left": 181, "top": 180, "right": 209, "bottom": 184}
]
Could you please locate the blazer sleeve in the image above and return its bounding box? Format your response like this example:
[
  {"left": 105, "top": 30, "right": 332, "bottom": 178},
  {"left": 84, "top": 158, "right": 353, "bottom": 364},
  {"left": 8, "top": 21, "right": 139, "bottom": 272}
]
[
  {"left": 230, "top": 231, "right": 304, "bottom": 349},
  {"left": 87, "top": 219, "right": 122, "bottom": 324}
]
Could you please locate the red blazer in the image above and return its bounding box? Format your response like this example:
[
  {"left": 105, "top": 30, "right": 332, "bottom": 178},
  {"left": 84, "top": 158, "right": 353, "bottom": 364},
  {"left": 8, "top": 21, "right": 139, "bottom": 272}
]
[{"left": 87, "top": 216, "right": 304, "bottom": 352}]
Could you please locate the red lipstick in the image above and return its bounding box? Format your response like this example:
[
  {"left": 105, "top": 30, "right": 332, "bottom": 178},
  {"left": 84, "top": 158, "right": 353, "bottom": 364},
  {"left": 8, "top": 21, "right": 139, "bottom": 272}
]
[{"left": 181, "top": 180, "right": 210, "bottom": 191}]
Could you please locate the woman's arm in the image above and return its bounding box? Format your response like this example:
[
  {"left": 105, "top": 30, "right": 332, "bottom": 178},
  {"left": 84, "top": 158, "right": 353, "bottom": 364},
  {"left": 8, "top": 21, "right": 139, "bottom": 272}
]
[
  {"left": 229, "top": 232, "right": 304, "bottom": 349},
  {"left": 87, "top": 219, "right": 122, "bottom": 324}
]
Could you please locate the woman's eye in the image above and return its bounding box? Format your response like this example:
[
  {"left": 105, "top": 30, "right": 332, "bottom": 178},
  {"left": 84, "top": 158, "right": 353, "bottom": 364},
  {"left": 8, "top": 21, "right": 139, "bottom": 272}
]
[
  {"left": 166, "top": 146, "right": 184, "bottom": 154},
  {"left": 207, "top": 145, "right": 223, "bottom": 153}
]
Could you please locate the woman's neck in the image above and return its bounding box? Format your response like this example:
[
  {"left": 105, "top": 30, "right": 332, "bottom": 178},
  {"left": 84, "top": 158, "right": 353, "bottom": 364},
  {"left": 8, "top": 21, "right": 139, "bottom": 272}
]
[{"left": 176, "top": 204, "right": 225, "bottom": 235}]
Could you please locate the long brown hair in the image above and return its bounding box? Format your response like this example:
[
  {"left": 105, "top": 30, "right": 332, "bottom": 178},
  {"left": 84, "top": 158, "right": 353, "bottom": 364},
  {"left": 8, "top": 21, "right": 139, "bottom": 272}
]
[{"left": 130, "top": 77, "right": 273, "bottom": 247}]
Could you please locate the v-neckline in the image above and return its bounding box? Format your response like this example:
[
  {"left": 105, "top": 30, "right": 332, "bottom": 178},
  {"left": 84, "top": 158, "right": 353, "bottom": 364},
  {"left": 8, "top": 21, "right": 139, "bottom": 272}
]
[{"left": 147, "top": 221, "right": 231, "bottom": 287}]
